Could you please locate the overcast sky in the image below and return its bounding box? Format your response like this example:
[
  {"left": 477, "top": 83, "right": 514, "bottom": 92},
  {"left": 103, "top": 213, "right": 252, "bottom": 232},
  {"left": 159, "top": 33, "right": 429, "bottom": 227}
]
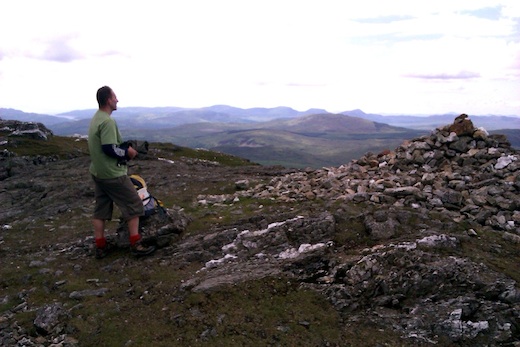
[{"left": 1, "top": 0, "right": 519, "bottom": 116}]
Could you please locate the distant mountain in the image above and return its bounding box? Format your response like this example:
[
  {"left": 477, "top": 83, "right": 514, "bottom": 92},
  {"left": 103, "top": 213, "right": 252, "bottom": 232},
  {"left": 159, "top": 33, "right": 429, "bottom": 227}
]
[
  {"left": 200, "top": 105, "right": 328, "bottom": 121},
  {"left": 340, "top": 110, "right": 520, "bottom": 131},
  {"left": 2, "top": 106, "right": 518, "bottom": 168},
  {"left": 120, "top": 114, "right": 427, "bottom": 168},
  {"left": 2, "top": 106, "right": 519, "bottom": 136},
  {"left": 262, "top": 113, "right": 410, "bottom": 134},
  {"left": 39, "top": 106, "right": 330, "bottom": 135},
  {"left": 0, "top": 108, "right": 70, "bottom": 126}
]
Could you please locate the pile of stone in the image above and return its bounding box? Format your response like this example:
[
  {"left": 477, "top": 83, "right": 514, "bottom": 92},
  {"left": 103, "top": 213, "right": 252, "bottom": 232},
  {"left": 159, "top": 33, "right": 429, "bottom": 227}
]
[
  {"left": 210, "top": 114, "right": 518, "bottom": 238},
  {"left": 189, "top": 115, "right": 520, "bottom": 345}
]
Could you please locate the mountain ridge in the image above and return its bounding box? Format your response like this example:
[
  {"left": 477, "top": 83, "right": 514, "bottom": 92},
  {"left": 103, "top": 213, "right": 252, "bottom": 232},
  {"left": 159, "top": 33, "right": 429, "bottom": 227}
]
[
  {"left": 2, "top": 106, "right": 519, "bottom": 132},
  {"left": 2, "top": 107, "right": 519, "bottom": 168},
  {"left": 120, "top": 114, "right": 428, "bottom": 168}
]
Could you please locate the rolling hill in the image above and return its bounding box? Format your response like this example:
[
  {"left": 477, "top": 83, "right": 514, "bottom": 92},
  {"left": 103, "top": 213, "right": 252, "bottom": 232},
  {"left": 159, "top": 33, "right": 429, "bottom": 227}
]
[
  {"left": 2, "top": 106, "right": 518, "bottom": 168},
  {"left": 341, "top": 109, "right": 520, "bottom": 130},
  {"left": 120, "top": 114, "right": 427, "bottom": 168}
]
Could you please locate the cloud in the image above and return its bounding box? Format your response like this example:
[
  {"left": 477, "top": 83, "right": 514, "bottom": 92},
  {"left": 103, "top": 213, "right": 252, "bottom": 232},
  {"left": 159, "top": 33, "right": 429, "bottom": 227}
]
[
  {"left": 0, "top": 0, "right": 518, "bottom": 115},
  {"left": 405, "top": 71, "right": 481, "bottom": 80},
  {"left": 285, "top": 82, "right": 328, "bottom": 87},
  {"left": 352, "top": 15, "right": 416, "bottom": 24},
  {"left": 461, "top": 6, "right": 503, "bottom": 20},
  {"left": 38, "top": 38, "right": 84, "bottom": 63}
]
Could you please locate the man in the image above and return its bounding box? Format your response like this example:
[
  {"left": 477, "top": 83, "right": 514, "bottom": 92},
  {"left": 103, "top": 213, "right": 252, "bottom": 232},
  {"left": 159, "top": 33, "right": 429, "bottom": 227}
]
[{"left": 88, "top": 85, "right": 155, "bottom": 258}]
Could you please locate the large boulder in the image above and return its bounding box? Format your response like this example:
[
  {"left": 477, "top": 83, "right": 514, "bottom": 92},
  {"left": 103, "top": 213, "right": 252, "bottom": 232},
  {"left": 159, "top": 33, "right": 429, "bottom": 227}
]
[
  {"left": 1, "top": 119, "right": 53, "bottom": 140},
  {"left": 115, "top": 206, "right": 190, "bottom": 248}
]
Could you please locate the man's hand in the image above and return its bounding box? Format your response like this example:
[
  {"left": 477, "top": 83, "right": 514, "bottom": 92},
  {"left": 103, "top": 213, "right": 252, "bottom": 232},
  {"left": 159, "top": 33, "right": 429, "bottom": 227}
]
[{"left": 127, "top": 146, "right": 138, "bottom": 160}]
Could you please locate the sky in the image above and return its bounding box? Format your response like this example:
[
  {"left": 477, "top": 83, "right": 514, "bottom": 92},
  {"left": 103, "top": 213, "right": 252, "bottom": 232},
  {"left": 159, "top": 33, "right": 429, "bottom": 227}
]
[{"left": 1, "top": 0, "right": 519, "bottom": 116}]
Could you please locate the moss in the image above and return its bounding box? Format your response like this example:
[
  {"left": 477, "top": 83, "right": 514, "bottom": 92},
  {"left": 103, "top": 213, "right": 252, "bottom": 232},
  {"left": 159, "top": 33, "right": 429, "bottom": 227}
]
[
  {"left": 460, "top": 228, "right": 520, "bottom": 283},
  {"left": 165, "top": 277, "right": 344, "bottom": 346},
  {"left": 5, "top": 135, "right": 254, "bottom": 167},
  {"left": 153, "top": 142, "right": 256, "bottom": 167},
  {"left": 5, "top": 135, "right": 89, "bottom": 158}
]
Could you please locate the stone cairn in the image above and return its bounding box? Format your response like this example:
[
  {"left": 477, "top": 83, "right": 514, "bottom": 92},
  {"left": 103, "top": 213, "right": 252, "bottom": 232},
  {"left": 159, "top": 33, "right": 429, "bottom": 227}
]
[{"left": 208, "top": 114, "right": 519, "bottom": 237}]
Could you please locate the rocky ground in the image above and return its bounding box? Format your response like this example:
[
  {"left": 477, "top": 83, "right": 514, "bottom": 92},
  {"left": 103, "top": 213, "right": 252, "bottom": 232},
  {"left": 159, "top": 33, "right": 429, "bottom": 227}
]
[{"left": 0, "top": 116, "right": 519, "bottom": 346}]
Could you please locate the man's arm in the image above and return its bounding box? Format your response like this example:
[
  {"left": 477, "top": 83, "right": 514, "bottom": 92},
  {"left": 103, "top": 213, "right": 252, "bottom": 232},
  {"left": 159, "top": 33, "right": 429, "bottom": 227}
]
[{"left": 101, "top": 144, "right": 138, "bottom": 160}]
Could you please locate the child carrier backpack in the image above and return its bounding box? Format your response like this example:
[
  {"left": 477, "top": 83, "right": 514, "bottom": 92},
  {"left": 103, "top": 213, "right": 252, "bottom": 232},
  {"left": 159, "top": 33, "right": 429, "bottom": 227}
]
[{"left": 129, "top": 174, "right": 166, "bottom": 218}]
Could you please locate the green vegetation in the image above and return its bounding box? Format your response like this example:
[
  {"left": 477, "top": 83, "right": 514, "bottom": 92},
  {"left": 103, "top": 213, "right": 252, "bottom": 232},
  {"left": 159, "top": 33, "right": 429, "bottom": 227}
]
[
  {"left": 150, "top": 142, "right": 257, "bottom": 167},
  {"left": 1, "top": 131, "right": 518, "bottom": 346},
  {"left": 122, "top": 118, "right": 428, "bottom": 168},
  {"left": 3, "top": 135, "right": 90, "bottom": 158},
  {"left": 2, "top": 135, "right": 256, "bottom": 168}
]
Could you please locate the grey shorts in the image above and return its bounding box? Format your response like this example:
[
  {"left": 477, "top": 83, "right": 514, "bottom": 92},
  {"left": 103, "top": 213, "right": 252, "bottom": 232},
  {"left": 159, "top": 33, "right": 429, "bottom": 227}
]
[{"left": 92, "top": 175, "right": 144, "bottom": 221}]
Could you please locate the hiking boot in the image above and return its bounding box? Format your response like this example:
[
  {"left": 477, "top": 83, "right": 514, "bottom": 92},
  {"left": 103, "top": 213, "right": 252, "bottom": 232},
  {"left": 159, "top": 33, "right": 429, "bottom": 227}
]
[
  {"left": 131, "top": 241, "right": 156, "bottom": 257},
  {"left": 95, "top": 243, "right": 114, "bottom": 259}
]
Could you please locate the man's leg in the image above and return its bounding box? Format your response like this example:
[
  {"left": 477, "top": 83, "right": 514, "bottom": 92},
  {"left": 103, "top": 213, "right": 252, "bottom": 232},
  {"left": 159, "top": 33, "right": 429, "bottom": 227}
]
[
  {"left": 93, "top": 218, "right": 110, "bottom": 258},
  {"left": 127, "top": 215, "right": 156, "bottom": 256},
  {"left": 92, "top": 175, "right": 112, "bottom": 255},
  {"left": 127, "top": 215, "right": 141, "bottom": 246},
  {"left": 93, "top": 218, "right": 105, "bottom": 240}
]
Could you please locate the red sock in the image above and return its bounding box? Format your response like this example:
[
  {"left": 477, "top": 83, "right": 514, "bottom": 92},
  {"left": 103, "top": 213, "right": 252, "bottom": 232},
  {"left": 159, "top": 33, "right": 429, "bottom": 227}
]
[
  {"left": 129, "top": 234, "right": 141, "bottom": 246},
  {"left": 95, "top": 237, "right": 107, "bottom": 249}
]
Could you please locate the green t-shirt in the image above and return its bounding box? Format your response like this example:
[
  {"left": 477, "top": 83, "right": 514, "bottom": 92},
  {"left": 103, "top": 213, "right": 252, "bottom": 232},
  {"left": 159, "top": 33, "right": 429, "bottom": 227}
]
[{"left": 88, "top": 110, "right": 127, "bottom": 179}]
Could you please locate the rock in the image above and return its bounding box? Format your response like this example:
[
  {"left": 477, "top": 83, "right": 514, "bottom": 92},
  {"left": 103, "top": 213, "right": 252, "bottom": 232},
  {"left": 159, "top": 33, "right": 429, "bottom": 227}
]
[
  {"left": 235, "top": 179, "right": 250, "bottom": 190},
  {"left": 447, "top": 114, "right": 474, "bottom": 136},
  {"left": 116, "top": 206, "right": 190, "bottom": 248},
  {"left": 1, "top": 119, "right": 53, "bottom": 140},
  {"left": 364, "top": 214, "right": 398, "bottom": 240},
  {"left": 416, "top": 234, "right": 459, "bottom": 249},
  {"left": 33, "top": 303, "right": 65, "bottom": 335},
  {"left": 69, "top": 288, "right": 109, "bottom": 299},
  {"left": 495, "top": 155, "right": 517, "bottom": 169}
]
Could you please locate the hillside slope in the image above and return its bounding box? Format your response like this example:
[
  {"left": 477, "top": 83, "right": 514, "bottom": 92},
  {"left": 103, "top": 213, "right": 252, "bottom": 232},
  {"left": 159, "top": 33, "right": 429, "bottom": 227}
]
[
  {"left": 4, "top": 107, "right": 518, "bottom": 168},
  {"left": 0, "top": 116, "right": 519, "bottom": 346},
  {"left": 122, "top": 114, "right": 427, "bottom": 168}
]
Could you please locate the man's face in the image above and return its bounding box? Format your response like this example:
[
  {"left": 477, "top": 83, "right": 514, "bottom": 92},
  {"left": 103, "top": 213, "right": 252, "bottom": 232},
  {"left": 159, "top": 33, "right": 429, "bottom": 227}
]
[{"left": 108, "top": 92, "right": 119, "bottom": 111}]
